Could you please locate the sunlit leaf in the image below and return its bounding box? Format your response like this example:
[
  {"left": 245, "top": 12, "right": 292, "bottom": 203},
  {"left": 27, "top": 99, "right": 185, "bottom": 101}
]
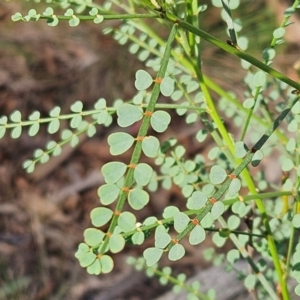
[
  {"left": 168, "top": 244, "right": 185, "bottom": 261},
  {"left": 135, "top": 69, "right": 153, "bottom": 90},
  {"left": 90, "top": 207, "right": 113, "bottom": 227},
  {"left": 108, "top": 132, "right": 135, "bottom": 155}
]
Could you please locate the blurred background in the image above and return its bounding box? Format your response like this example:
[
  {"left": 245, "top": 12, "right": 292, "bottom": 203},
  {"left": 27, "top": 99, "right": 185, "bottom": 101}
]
[{"left": 0, "top": 1, "right": 299, "bottom": 299}]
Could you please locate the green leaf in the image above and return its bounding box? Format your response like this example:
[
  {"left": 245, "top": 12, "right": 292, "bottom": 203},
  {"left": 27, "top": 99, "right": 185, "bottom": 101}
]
[
  {"left": 0, "top": 126, "right": 6, "bottom": 138},
  {"left": 162, "top": 206, "right": 180, "bottom": 218},
  {"left": 211, "top": 201, "right": 225, "bottom": 220},
  {"left": 228, "top": 178, "right": 241, "bottom": 197},
  {"left": 227, "top": 249, "right": 240, "bottom": 264},
  {"left": 90, "top": 207, "right": 113, "bottom": 227},
  {"left": 94, "top": 15, "right": 104, "bottom": 24},
  {"left": 43, "top": 7, "right": 54, "bottom": 16},
  {"left": 227, "top": 215, "right": 240, "bottom": 230},
  {"left": 189, "top": 225, "right": 206, "bottom": 245},
  {"left": 262, "top": 47, "right": 276, "bottom": 61},
  {"left": 89, "top": 8, "right": 98, "bottom": 16},
  {"left": 174, "top": 212, "right": 190, "bottom": 232},
  {"left": 109, "top": 233, "right": 125, "bottom": 253},
  {"left": 209, "top": 165, "right": 227, "bottom": 184},
  {"left": 47, "top": 17, "right": 59, "bottom": 27},
  {"left": 131, "top": 231, "right": 145, "bottom": 245},
  {"left": 29, "top": 111, "right": 40, "bottom": 121},
  {"left": 84, "top": 228, "right": 105, "bottom": 247},
  {"left": 118, "top": 211, "right": 136, "bottom": 232},
  {"left": 100, "top": 255, "right": 114, "bottom": 273},
  {"left": 101, "top": 162, "right": 127, "bottom": 184},
  {"left": 155, "top": 232, "right": 171, "bottom": 249},
  {"left": 282, "top": 158, "right": 294, "bottom": 172},
  {"left": 273, "top": 28, "right": 285, "bottom": 39},
  {"left": 0, "top": 116, "right": 7, "bottom": 125},
  {"left": 235, "top": 141, "right": 248, "bottom": 158},
  {"left": 201, "top": 212, "right": 213, "bottom": 228},
  {"left": 70, "top": 100, "right": 83, "bottom": 113},
  {"left": 253, "top": 70, "right": 267, "bottom": 87},
  {"left": 77, "top": 252, "right": 96, "bottom": 268},
  {"left": 117, "top": 104, "right": 143, "bottom": 127},
  {"left": 244, "top": 274, "right": 257, "bottom": 289},
  {"left": 292, "top": 214, "right": 300, "bottom": 228},
  {"left": 108, "top": 132, "right": 135, "bottom": 155},
  {"left": 48, "top": 119, "right": 60, "bottom": 134},
  {"left": 134, "top": 163, "right": 153, "bottom": 186},
  {"left": 69, "top": 17, "right": 80, "bottom": 27},
  {"left": 128, "top": 188, "right": 149, "bottom": 210},
  {"left": 10, "top": 110, "right": 21, "bottom": 122},
  {"left": 243, "top": 98, "right": 255, "bottom": 109},
  {"left": 11, "top": 126, "right": 22, "bottom": 139},
  {"left": 151, "top": 110, "right": 171, "bottom": 133},
  {"left": 135, "top": 69, "right": 153, "bottom": 90},
  {"left": 94, "top": 98, "right": 107, "bottom": 109},
  {"left": 11, "top": 12, "right": 23, "bottom": 22},
  {"left": 160, "top": 76, "right": 175, "bottom": 96},
  {"left": 144, "top": 247, "right": 163, "bottom": 266},
  {"left": 251, "top": 150, "right": 264, "bottom": 167},
  {"left": 196, "top": 129, "right": 207, "bottom": 142},
  {"left": 70, "top": 114, "right": 82, "bottom": 128},
  {"left": 70, "top": 135, "right": 79, "bottom": 147},
  {"left": 142, "top": 136, "right": 160, "bottom": 157},
  {"left": 176, "top": 146, "right": 186, "bottom": 158},
  {"left": 168, "top": 244, "right": 185, "bottom": 261},
  {"left": 87, "top": 259, "right": 101, "bottom": 275},
  {"left": 49, "top": 106, "right": 60, "bottom": 117},
  {"left": 23, "top": 160, "right": 35, "bottom": 173},
  {"left": 212, "top": 232, "right": 226, "bottom": 247},
  {"left": 28, "top": 123, "right": 40, "bottom": 136},
  {"left": 40, "top": 152, "right": 50, "bottom": 164},
  {"left": 98, "top": 184, "right": 120, "bottom": 205},
  {"left": 187, "top": 191, "right": 207, "bottom": 210},
  {"left": 295, "top": 284, "right": 300, "bottom": 296},
  {"left": 232, "top": 201, "right": 246, "bottom": 216}
]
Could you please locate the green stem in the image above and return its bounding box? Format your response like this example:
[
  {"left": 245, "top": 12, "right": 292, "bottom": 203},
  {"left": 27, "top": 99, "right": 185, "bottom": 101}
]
[
  {"left": 99, "top": 24, "right": 178, "bottom": 253},
  {"left": 173, "top": 18, "right": 300, "bottom": 91}
]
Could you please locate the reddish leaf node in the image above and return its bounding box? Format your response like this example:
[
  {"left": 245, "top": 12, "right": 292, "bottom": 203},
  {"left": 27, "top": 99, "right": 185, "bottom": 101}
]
[
  {"left": 128, "top": 163, "right": 136, "bottom": 169},
  {"left": 229, "top": 174, "right": 236, "bottom": 180},
  {"left": 136, "top": 136, "right": 144, "bottom": 142},
  {"left": 114, "top": 210, "right": 121, "bottom": 216},
  {"left": 144, "top": 111, "right": 153, "bottom": 117},
  {"left": 209, "top": 198, "right": 217, "bottom": 204},
  {"left": 106, "top": 232, "right": 112, "bottom": 237},
  {"left": 122, "top": 186, "right": 130, "bottom": 193},
  {"left": 191, "top": 219, "right": 199, "bottom": 225},
  {"left": 172, "top": 238, "right": 179, "bottom": 244},
  {"left": 154, "top": 77, "right": 163, "bottom": 84}
]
